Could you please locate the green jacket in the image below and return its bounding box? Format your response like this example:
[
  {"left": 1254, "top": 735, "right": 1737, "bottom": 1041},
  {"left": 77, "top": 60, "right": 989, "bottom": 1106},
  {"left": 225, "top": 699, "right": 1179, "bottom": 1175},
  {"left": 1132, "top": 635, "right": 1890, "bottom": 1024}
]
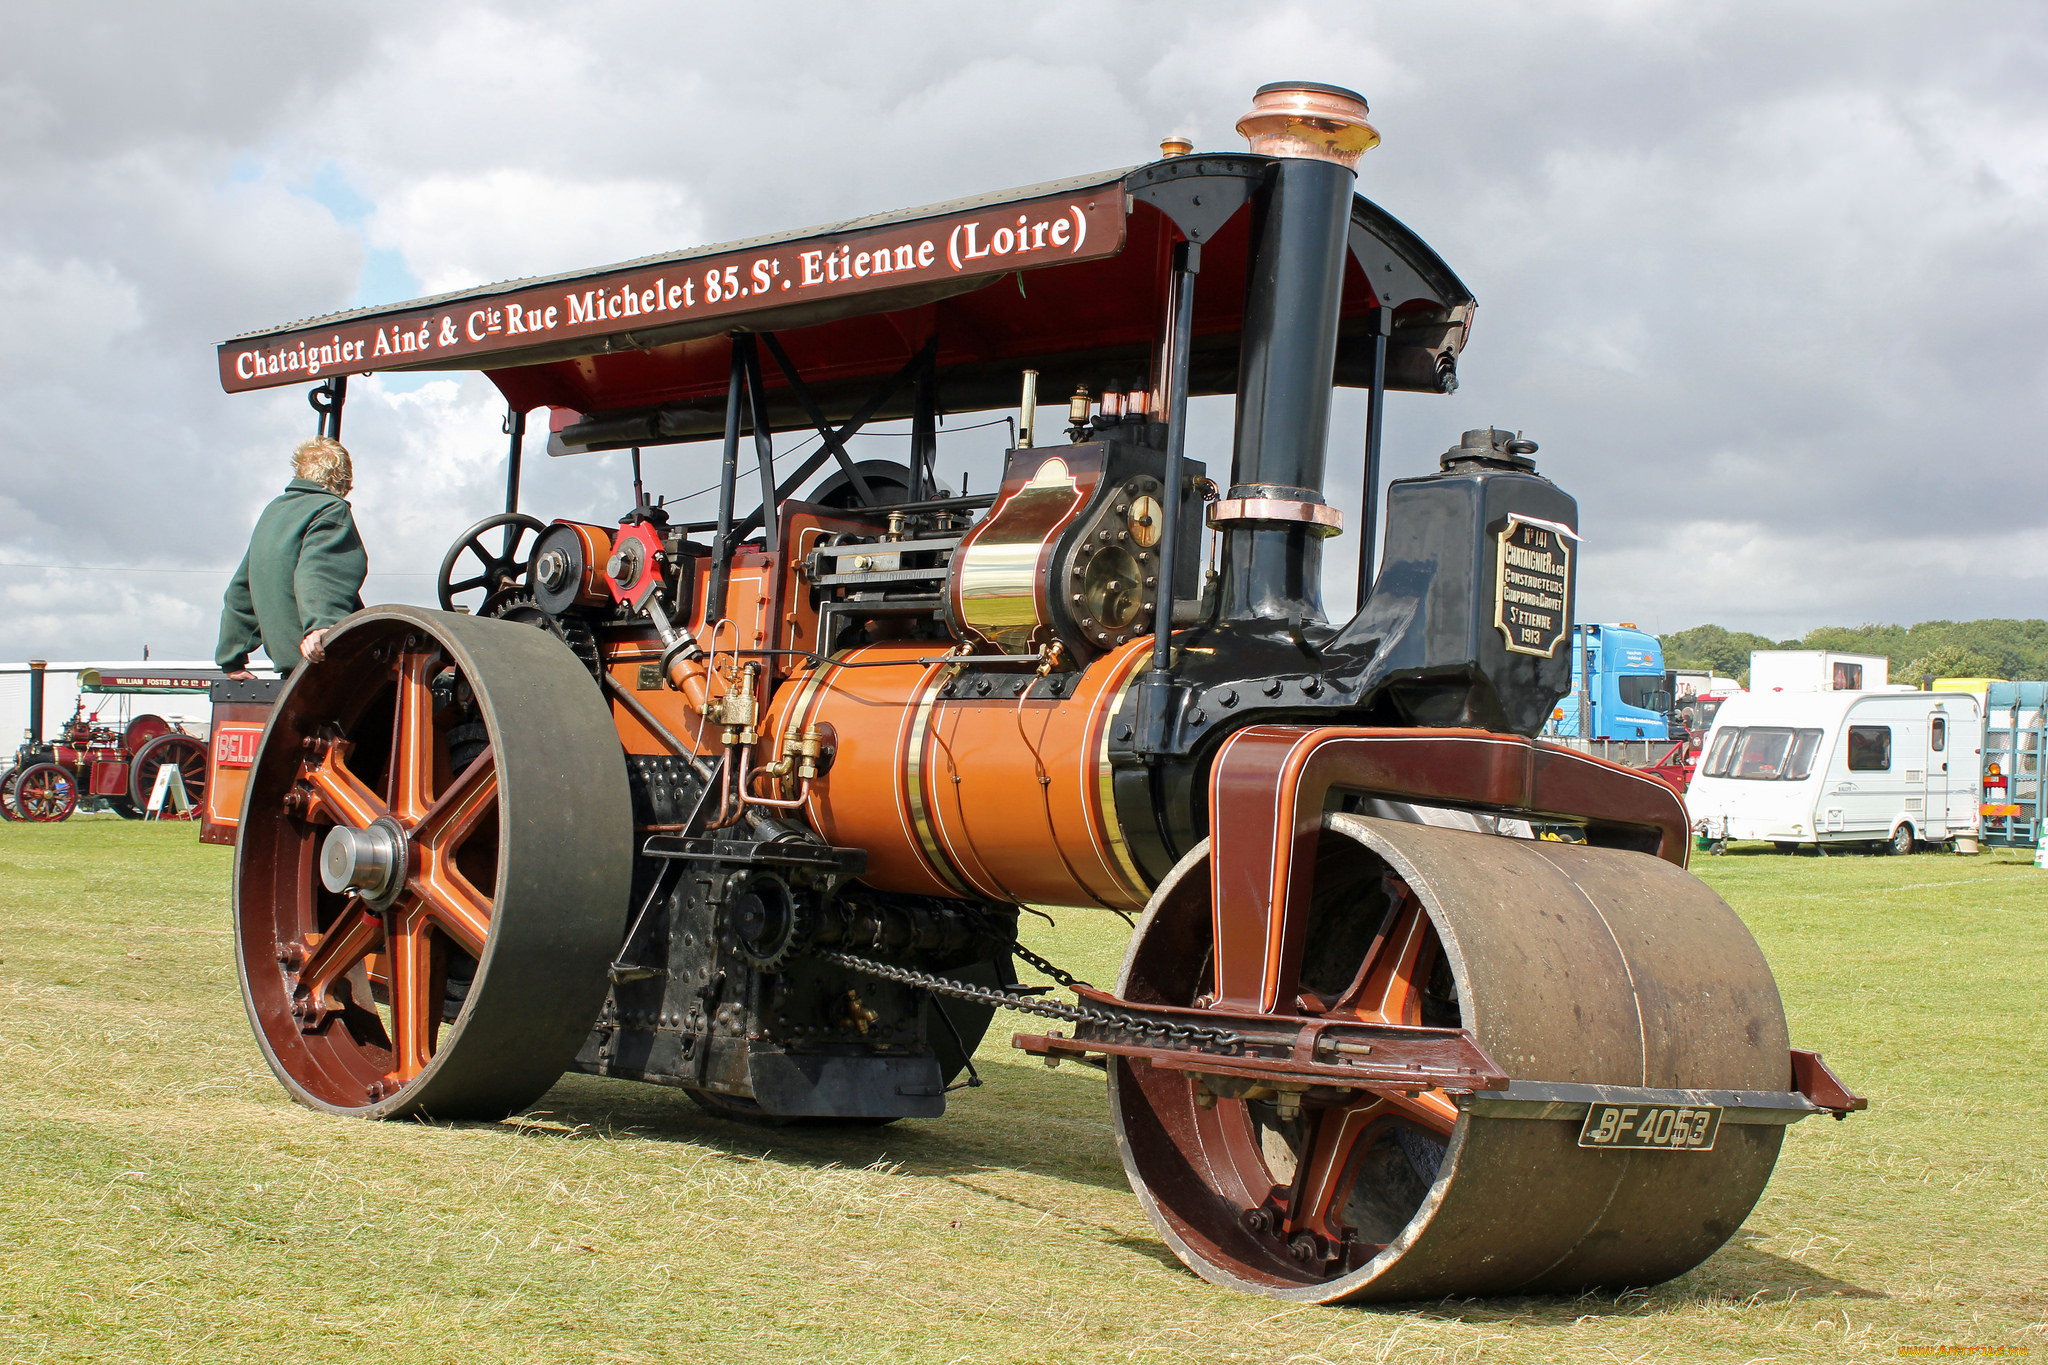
[{"left": 216, "top": 479, "right": 367, "bottom": 672}]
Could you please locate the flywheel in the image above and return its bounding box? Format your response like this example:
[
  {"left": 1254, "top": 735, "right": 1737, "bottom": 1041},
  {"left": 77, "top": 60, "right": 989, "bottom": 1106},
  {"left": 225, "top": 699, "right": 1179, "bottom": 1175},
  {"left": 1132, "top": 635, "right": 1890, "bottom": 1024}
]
[
  {"left": 234, "top": 605, "right": 631, "bottom": 1120},
  {"left": 1109, "top": 812, "right": 1790, "bottom": 1302}
]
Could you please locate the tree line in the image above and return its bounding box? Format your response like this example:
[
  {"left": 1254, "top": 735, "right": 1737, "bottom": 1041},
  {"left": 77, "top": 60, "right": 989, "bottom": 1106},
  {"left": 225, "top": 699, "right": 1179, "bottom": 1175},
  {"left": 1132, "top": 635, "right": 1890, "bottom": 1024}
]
[{"left": 1659, "top": 620, "right": 2048, "bottom": 688}]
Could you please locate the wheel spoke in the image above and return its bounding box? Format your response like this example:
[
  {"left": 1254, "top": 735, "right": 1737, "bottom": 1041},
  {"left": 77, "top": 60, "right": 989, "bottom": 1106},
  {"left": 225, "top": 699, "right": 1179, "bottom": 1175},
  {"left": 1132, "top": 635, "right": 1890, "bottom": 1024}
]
[
  {"left": 1327, "top": 886, "right": 1431, "bottom": 1025},
  {"left": 386, "top": 905, "right": 443, "bottom": 1081},
  {"left": 409, "top": 859, "right": 491, "bottom": 958},
  {"left": 1285, "top": 1099, "right": 1387, "bottom": 1240},
  {"left": 1384, "top": 1089, "right": 1460, "bottom": 1139},
  {"left": 415, "top": 750, "right": 496, "bottom": 848},
  {"left": 386, "top": 652, "right": 440, "bottom": 822},
  {"left": 294, "top": 903, "right": 385, "bottom": 1026},
  {"left": 302, "top": 742, "right": 391, "bottom": 830}
]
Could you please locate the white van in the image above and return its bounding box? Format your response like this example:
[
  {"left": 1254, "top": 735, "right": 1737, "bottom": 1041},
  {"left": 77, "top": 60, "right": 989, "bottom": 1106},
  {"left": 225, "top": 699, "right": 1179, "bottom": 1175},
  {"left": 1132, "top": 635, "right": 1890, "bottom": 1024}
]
[{"left": 1687, "top": 691, "right": 1981, "bottom": 852}]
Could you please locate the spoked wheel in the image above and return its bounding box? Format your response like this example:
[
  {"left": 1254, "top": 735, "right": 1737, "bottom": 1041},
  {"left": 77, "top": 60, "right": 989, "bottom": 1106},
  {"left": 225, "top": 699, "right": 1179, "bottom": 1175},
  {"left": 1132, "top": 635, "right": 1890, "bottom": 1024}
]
[
  {"left": 1110, "top": 812, "right": 1791, "bottom": 1303},
  {"left": 0, "top": 769, "right": 19, "bottom": 821},
  {"left": 129, "top": 733, "right": 207, "bottom": 818},
  {"left": 437, "top": 513, "right": 546, "bottom": 614},
  {"left": 14, "top": 763, "right": 78, "bottom": 822},
  {"left": 235, "top": 605, "right": 631, "bottom": 1120}
]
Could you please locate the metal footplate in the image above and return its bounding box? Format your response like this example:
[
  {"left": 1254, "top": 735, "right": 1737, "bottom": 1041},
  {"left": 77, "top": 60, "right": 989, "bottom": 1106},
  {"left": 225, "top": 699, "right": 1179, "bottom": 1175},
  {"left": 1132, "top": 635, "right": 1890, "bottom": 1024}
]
[{"left": 1019, "top": 984, "right": 1509, "bottom": 1097}]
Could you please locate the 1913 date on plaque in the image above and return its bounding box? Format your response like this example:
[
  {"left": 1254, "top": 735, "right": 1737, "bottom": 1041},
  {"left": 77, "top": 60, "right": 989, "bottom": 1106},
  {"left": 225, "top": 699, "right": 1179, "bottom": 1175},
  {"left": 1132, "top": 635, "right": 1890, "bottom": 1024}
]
[{"left": 1494, "top": 516, "right": 1573, "bottom": 657}]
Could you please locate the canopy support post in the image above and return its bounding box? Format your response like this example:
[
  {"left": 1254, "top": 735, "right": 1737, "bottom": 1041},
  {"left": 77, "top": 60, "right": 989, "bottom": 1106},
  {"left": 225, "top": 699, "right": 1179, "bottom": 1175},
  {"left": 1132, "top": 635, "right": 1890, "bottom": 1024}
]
[
  {"left": 1355, "top": 306, "right": 1392, "bottom": 611},
  {"left": 910, "top": 346, "right": 937, "bottom": 502},
  {"left": 502, "top": 403, "right": 527, "bottom": 558},
  {"left": 738, "top": 334, "right": 779, "bottom": 564},
  {"left": 707, "top": 336, "right": 746, "bottom": 628},
  {"left": 308, "top": 376, "right": 347, "bottom": 440},
  {"left": 1137, "top": 239, "right": 1201, "bottom": 754}
]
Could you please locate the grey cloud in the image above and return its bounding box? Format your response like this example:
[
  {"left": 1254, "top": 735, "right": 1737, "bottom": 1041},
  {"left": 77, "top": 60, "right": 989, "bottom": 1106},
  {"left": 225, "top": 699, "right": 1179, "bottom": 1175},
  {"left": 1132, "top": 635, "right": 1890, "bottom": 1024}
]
[{"left": 2, "top": 1, "right": 2044, "bottom": 663}]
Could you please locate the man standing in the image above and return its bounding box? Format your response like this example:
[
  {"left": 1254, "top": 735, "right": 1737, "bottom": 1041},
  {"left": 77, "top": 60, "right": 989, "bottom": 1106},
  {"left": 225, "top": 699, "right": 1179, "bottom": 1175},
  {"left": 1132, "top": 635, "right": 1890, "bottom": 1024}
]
[{"left": 217, "top": 436, "right": 368, "bottom": 677}]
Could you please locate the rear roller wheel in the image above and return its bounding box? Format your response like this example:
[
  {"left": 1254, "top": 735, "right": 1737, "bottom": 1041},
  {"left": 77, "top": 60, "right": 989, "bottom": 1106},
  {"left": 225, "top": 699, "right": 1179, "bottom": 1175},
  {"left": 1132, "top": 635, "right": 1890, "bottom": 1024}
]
[
  {"left": 234, "top": 605, "right": 632, "bottom": 1120},
  {"left": 1110, "top": 812, "right": 1790, "bottom": 1303},
  {"left": 129, "top": 733, "right": 207, "bottom": 817},
  {"left": 14, "top": 763, "right": 78, "bottom": 822}
]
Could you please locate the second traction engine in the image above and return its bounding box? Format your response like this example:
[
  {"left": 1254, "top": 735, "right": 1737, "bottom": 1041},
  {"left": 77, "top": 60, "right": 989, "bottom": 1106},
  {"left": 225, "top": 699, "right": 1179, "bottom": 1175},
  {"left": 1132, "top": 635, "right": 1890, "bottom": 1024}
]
[{"left": 217, "top": 80, "right": 1863, "bottom": 1305}]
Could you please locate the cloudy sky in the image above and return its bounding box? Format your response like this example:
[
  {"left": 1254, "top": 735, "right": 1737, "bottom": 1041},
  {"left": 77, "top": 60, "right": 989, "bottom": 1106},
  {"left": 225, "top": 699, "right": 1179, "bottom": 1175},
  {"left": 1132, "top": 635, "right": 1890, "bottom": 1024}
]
[{"left": 2, "top": 1, "right": 2043, "bottom": 667}]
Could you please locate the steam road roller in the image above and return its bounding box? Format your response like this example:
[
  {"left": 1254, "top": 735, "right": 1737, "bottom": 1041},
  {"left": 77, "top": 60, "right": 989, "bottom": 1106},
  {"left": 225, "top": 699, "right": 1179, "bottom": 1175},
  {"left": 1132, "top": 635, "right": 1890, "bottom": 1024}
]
[{"left": 208, "top": 82, "right": 1863, "bottom": 1302}]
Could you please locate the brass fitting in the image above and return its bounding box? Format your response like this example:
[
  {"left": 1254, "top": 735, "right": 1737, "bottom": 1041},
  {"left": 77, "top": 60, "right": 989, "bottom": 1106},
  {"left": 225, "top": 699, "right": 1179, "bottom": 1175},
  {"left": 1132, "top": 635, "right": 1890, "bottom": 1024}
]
[{"left": 720, "top": 665, "right": 759, "bottom": 747}]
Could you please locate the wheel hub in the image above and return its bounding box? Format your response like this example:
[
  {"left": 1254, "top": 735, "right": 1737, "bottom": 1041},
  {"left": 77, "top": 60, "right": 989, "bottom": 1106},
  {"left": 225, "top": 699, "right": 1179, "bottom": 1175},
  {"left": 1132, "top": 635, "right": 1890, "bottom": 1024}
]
[{"left": 319, "top": 818, "right": 407, "bottom": 907}]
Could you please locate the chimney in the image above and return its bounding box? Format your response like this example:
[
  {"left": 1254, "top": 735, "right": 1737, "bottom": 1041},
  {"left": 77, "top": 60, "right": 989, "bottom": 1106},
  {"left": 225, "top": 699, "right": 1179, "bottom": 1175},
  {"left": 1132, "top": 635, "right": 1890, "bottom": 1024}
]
[
  {"left": 1213, "top": 82, "right": 1378, "bottom": 623},
  {"left": 27, "top": 659, "right": 47, "bottom": 745}
]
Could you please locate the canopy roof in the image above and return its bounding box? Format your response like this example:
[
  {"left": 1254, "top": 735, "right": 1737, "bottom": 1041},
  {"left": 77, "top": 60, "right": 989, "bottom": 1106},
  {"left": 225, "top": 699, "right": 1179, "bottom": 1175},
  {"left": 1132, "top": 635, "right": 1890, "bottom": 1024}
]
[{"left": 218, "top": 153, "right": 1474, "bottom": 452}]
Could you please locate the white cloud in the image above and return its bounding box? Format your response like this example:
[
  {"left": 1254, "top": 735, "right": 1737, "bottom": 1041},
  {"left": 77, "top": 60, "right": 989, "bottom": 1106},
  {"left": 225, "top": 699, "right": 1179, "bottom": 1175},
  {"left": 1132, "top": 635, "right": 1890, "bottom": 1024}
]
[{"left": 364, "top": 169, "right": 703, "bottom": 294}]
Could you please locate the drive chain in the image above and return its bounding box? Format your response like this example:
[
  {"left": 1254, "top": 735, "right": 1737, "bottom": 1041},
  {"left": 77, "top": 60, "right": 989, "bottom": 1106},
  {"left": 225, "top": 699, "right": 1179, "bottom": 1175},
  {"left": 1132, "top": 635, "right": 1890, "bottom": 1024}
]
[{"left": 813, "top": 949, "right": 1243, "bottom": 1052}]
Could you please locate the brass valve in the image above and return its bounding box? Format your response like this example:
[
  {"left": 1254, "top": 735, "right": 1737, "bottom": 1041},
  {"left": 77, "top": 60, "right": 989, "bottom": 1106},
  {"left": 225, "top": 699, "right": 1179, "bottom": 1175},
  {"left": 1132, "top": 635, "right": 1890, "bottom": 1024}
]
[{"left": 716, "top": 665, "right": 760, "bottom": 747}]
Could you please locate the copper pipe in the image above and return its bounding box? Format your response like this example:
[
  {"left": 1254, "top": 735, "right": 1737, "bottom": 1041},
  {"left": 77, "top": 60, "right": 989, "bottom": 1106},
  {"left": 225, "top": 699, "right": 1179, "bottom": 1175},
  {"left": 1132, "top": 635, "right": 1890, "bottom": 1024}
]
[
  {"left": 706, "top": 743, "right": 751, "bottom": 830},
  {"left": 743, "top": 765, "right": 811, "bottom": 809}
]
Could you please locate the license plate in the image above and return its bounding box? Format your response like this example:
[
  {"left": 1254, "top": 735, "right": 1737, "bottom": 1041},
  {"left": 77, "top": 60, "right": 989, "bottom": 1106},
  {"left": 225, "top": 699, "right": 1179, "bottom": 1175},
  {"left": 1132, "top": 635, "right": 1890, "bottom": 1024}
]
[{"left": 1578, "top": 1103, "right": 1721, "bottom": 1151}]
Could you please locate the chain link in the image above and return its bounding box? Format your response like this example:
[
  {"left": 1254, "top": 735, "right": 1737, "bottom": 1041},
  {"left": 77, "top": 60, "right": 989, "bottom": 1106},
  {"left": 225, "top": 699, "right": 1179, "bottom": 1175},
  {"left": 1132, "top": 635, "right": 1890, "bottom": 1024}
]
[{"left": 813, "top": 949, "right": 1243, "bottom": 1052}]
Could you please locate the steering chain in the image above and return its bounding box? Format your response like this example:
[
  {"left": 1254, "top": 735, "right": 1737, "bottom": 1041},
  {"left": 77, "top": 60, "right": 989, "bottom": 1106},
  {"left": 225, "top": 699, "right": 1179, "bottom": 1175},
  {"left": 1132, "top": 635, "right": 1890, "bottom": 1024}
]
[{"left": 813, "top": 940, "right": 1244, "bottom": 1052}]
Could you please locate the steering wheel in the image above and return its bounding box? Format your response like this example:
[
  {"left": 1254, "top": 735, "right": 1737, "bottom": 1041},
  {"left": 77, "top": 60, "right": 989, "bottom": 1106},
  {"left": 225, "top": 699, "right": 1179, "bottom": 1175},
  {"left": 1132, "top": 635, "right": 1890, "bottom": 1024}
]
[{"left": 438, "top": 512, "right": 547, "bottom": 613}]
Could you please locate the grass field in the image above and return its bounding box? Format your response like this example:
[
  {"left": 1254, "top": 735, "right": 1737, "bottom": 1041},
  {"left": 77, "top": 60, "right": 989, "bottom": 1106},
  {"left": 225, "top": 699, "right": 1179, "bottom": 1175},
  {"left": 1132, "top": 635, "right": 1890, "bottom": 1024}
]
[{"left": 0, "top": 819, "right": 2042, "bottom": 1364}]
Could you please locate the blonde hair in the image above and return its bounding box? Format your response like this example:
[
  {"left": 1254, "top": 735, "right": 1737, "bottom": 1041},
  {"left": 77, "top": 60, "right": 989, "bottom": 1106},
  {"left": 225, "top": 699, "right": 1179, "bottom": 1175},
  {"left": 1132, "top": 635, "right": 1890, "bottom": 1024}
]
[{"left": 292, "top": 437, "right": 353, "bottom": 495}]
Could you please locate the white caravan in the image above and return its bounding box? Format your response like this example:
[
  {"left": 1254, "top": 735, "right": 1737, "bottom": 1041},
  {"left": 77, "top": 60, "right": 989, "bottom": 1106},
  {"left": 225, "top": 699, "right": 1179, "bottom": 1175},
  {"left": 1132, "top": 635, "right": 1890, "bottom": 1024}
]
[
  {"left": 1748, "top": 650, "right": 1891, "bottom": 694},
  {"left": 1687, "top": 690, "right": 1981, "bottom": 852}
]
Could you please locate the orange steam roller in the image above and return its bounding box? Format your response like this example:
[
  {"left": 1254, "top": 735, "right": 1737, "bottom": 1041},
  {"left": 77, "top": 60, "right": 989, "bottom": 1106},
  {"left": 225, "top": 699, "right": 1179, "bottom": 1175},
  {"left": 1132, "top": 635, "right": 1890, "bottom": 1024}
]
[{"left": 207, "top": 81, "right": 1861, "bottom": 1302}]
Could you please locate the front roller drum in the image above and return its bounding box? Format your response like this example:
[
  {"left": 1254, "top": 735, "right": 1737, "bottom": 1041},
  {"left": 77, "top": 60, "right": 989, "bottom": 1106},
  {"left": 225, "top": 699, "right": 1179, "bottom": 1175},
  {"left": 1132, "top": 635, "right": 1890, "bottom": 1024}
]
[
  {"left": 1109, "top": 813, "right": 1791, "bottom": 1302},
  {"left": 235, "top": 605, "right": 632, "bottom": 1120}
]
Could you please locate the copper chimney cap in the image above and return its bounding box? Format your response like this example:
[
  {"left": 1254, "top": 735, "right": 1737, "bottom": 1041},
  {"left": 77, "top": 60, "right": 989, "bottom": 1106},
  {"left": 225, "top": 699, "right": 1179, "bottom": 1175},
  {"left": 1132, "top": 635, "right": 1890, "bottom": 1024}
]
[
  {"left": 1235, "top": 81, "right": 1379, "bottom": 170},
  {"left": 1159, "top": 135, "right": 1194, "bottom": 158}
]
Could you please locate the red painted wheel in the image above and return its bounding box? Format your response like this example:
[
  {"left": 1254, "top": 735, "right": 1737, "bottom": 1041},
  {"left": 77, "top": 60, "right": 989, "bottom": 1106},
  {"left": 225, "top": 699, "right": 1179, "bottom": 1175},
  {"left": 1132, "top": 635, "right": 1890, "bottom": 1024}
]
[
  {"left": 129, "top": 733, "right": 208, "bottom": 818},
  {"left": 0, "top": 769, "right": 20, "bottom": 821},
  {"left": 124, "top": 713, "right": 173, "bottom": 755},
  {"left": 14, "top": 763, "right": 79, "bottom": 822},
  {"left": 1109, "top": 812, "right": 1790, "bottom": 1303},
  {"left": 235, "top": 606, "right": 631, "bottom": 1120}
]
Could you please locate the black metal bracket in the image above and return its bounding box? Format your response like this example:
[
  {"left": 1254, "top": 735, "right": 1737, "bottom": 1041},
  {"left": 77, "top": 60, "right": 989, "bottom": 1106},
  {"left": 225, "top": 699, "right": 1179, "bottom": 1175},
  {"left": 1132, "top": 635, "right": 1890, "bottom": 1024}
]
[
  {"left": 706, "top": 338, "right": 747, "bottom": 625},
  {"left": 732, "top": 336, "right": 939, "bottom": 542},
  {"left": 642, "top": 834, "right": 869, "bottom": 877},
  {"left": 308, "top": 376, "right": 347, "bottom": 439},
  {"left": 1136, "top": 239, "right": 1201, "bottom": 757},
  {"left": 760, "top": 333, "right": 879, "bottom": 507},
  {"left": 1355, "top": 307, "right": 1392, "bottom": 611},
  {"left": 738, "top": 334, "right": 780, "bottom": 563}
]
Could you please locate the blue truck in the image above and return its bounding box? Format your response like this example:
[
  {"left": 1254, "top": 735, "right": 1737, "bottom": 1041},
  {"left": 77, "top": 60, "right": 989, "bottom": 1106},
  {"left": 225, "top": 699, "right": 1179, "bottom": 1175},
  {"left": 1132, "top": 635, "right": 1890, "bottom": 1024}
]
[{"left": 1545, "top": 624, "right": 1671, "bottom": 741}]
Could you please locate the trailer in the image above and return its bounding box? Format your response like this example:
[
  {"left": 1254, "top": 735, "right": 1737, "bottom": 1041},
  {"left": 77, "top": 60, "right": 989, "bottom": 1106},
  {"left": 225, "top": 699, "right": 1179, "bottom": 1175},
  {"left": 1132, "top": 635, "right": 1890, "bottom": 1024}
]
[
  {"left": 1978, "top": 681, "right": 2046, "bottom": 848},
  {"left": 201, "top": 80, "right": 1860, "bottom": 1304},
  {"left": 1749, "top": 650, "right": 1891, "bottom": 694},
  {"left": 1688, "top": 690, "right": 1981, "bottom": 853}
]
